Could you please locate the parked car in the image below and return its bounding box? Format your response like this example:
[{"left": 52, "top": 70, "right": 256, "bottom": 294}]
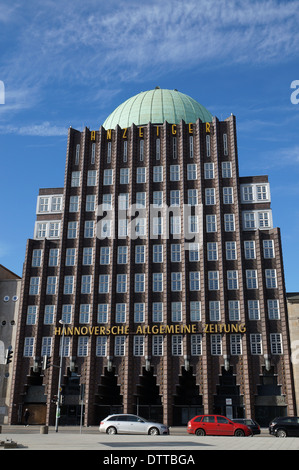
[
  {"left": 269, "top": 416, "right": 299, "bottom": 437},
  {"left": 187, "top": 414, "right": 252, "bottom": 436},
  {"left": 232, "top": 418, "right": 260, "bottom": 435},
  {"left": 99, "top": 414, "right": 169, "bottom": 435}
]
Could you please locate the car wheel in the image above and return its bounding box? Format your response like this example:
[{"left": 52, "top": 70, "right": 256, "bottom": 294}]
[
  {"left": 106, "top": 426, "right": 117, "bottom": 435},
  {"left": 276, "top": 429, "right": 287, "bottom": 438},
  {"left": 234, "top": 429, "right": 245, "bottom": 437},
  {"left": 195, "top": 428, "right": 206, "bottom": 436},
  {"left": 148, "top": 427, "right": 160, "bottom": 436}
]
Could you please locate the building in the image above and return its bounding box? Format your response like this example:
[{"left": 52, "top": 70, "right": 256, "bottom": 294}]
[
  {"left": 0, "top": 265, "right": 21, "bottom": 423},
  {"left": 9, "top": 88, "right": 296, "bottom": 427},
  {"left": 286, "top": 293, "right": 299, "bottom": 416}
]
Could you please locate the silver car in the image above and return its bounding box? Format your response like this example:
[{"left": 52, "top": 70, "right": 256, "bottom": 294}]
[{"left": 99, "top": 414, "right": 169, "bottom": 435}]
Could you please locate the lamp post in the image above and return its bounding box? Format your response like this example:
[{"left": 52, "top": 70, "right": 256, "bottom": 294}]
[{"left": 55, "top": 319, "right": 65, "bottom": 432}]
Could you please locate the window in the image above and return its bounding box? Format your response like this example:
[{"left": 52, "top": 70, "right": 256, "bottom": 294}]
[
  {"left": 96, "top": 337, "right": 107, "bottom": 356},
  {"left": 204, "top": 162, "right": 214, "bottom": 179},
  {"left": 156, "top": 138, "right": 160, "bottom": 160},
  {"left": 81, "top": 275, "right": 92, "bottom": 294},
  {"left": 211, "top": 335, "right": 222, "bottom": 355},
  {"left": 120, "top": 168, "right": 130, "bottom": 185},
  {"left": 98, "top": 304, "right": 109, "bottom": 323},
  {"left": 208, "top": 271, "right": 219, "bottom": 290},
  {"left": 79, "top": 304, "right": 90, "bottom": 323},
  {"left": 134, "top": 336, "right": 144, "bottom": 356},
  {"left": 118, "top": 219, "right": 128, "bottom": 237},
  {"left": 189, "top": 243, "right": 199, "bottom": 262},
  {"left": 99, "top": 274, "right": 109, "bottom": 293},
  {"left": 68, "top": 221, "right": 78, "bottom": 239},
  {"left": 49, "top": 248, "right": 59, "bottom": 266},
  {"left": 190, "top": 301, "right": 201, "bottom": 321},
  {"left": 248, "top": 300, "right": 260, "bottom": 320},
  {"left": 222, "top": 161, "right": 232, "bottom": 178},
  {"left": 153, "top": 273, "right": 163, "bottom": 292},
  {"left": 270, "top": 333, "right": 283, "bottom": 354},
  {"left": 223, "top": 187, "right": 234, "bottom": 204},
  {"left": 86, "top": 194, "right": 96, "bottom": 212},
  {"left": 189, "top": 136, "right": 194, "bottom": 158},
  {"left": 188, "top": 215, "right": 198, "bottom": 233},
  {"left": 83, "top": 247, "right": 93, "bottom": 265},
  {"left": 44, "top": 305, "right": 55, "bottom": 324},
  {"left": 71, "top": 171, "right": 81, "bottom": 187},
  {"left": 228, "top": 301, "right": 240, "bottom": 321},
  {"left": 69, "top": 196, "right": 79, "bottom": 212},
  {"left": 29, "top": 277, "right": 40, "bottom": 295},
  {"left": 32, "top": 249, "right": 42, "bottom": 267},
  {"left": 115, "top": 336, "right": 126, "bottom": 356},
  {"left": 171, "top": 272, "right": 182, "bottom": 291},
  {"left": 75, "top": 144, "right": 80, "bottom": 165},
  {"left": 51, "top": 196, "right": 62, "bottom": 212},
  {"left": 209, "top": 301, "right": 220, "bottom": 321},
  {"left": 191, "top": 335, "right": 202, "bottom": 356},
  {"left": 27, "top": 306, "right": 37, "bottom": 325},
  {"left": 38, "top": 197, "right": 49, "bottom": 212},
  {"left": 152, "top": 245, "right": 163, "bottom": 263},
  {"left": 170, "top": 164, "right": 180, "bottom": 181},
  {"left": 171, "top": 244, "right": 181, "bottom": 262},
  {"left": 46, "top": 276, "right": 57, "bottom": 295},
  {"left": 171, "top": 302, "right": 182, "bottom": 322},
  {"left": 78, "top": 337, "right": 89, "bottom": 357},
  {"left": 153, "top": 190, "right": 163, "bottom": 207},
  {"left": 115, "top": 303, "right": 126, "bottom": 323},
  {"left": 103, "top": 169, "right": 113, "bottom": 185},
  {"left": 135, "top": 245, "right": 146, "bottom": 264},
  {"left": 107, "top": 141, "right": 111, "bottom": 163},
  {"left": 140, "top": 140, "right": 144, "bottom": 161},
  {"left": 136, "top": 192, "right": 146, "bottom": 209},
  {"left": 136, "top": 167, "right": 146, "bottom": 183},
  {"left": 207, "top": 242, "right": 218, "bottom": 261},
  {"left": 117, "top": 246, "right": 128, "bottom": 264},
  {"left": 153, "top": 166, "right": 163, "bottom": 182},
  {"left": 61, "top": 337, "right": 70, "bottom": 357},
  {"left": 226, "top": 241, "right": 237, "bottom": 260},
  {"left": 153, "top": 336, "right": 163, "bottom": 356},
  {"left": 206, "top": 135, "right": 211, "bottom": 157},
  {"left": 242, "top": 186, "right": 254, "bottom": 202},
  {"left": 227, "top": 270, "right": 238, "bottom": 290},
  {"left": 65, "top": 248, "right": 76, "bottom": 266},
  {"left": 244, "top": 240, "right": 256, "bottom": 259},
  {"left": 268, "top": 299, "right": 280, "bottom": 320},
  {"left": 49, "top": 222, "right": 60, "bottom": 238},
  {"left": 153, "top": 217, "right": 163, "bottom": 235},
  {"left": 257, "top": 185, "right": 268, "bottom": 200},
  {"left": 87, "top": 170, "right": 97, "bottom": 186},
  {"left": 41, "top": 337, "right": 52, "bottom": 357},
  {"left": 170, "top": 190, "right": 180, "bottom": 206},
  {"left": 123, "top": 140, "right": 128, "bottom": 162},
  {"left": 265, "top": 269, "right": 277, "bottom": 288},
  {"left": 36, "top": 223, "right": 47, "bottom": 238},
  {"left": 190, "top": 271, "right": 200, "bottom": 291},
  {"left": 259, "top": 212, "right": 270, "bottom": 228},
  {"left": 91, "top": 143, "right": 96, "bottom": 164},
  {"left": 187, "top": 189, "right": 198, "bottom": 206},
  {"left": 135, "top": 217, "right": 146, "bottom": 237},
  {"left": 250, "top": 334, "right": 262, "bottom": 354},
  {"left": 171, "top": 216, "right": 181, "bottom": 235},
  {"left": 187, "top": 164, "right": 197, "bottom": 180},
  {"left": 263, "top": 240, "right": 275, "bottom": 258},
  {"left": 172, "top": 335, "right": 183, "bottom": 355},
  {"left": 24, "top": 337, "right": 35, "bottom": 357},
  {"left": 135, "top": 273, "right": 145, "bottom": 292},
  {"left": 152, "top": 302, "right": 163, "bottom": 322},
  {"left": 243, "top": 212, "right": 255, "bottom": 229},
  {"left": 206, "top": 214, "right": 217, "bottom": 232},
  {"left": 134, "top": 303, "right": 145, "bottom": 323},
  {"left": 205, "top": 188, "right": 215, "bottom": 205},
  {"left": 62, "top": 305, "right": 72, "bottom": 324},
  {"left": 224, "top": 214, "right": 235, "bottom": 232},
  {"left": 116, "top": 274, "right": 127, "bottom": 293},
  {"left": 100, "top": 246, "right": 110, "bottom": 265},
  {"left": 102, "top": 193, "right": 112, "bottom": 211},
  {"left": 246, "top": 270, "right": 258, "bottom": 289},
  {"left": 231, "top": 335, "right": 242, "bottom": 355}
]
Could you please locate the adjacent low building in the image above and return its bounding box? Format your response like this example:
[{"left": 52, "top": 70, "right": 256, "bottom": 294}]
[{"left": 9, "top": 88, "right": 296, "bottom": 427}]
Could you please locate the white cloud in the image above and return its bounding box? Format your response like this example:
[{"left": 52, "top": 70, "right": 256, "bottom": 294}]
[{"left": 0, "top": 121, "right": 68, "bottom": 136}]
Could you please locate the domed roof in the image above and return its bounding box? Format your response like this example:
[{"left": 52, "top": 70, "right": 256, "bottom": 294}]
[{"left": 102, "top": 87, "right": 212, "bottom": 129}]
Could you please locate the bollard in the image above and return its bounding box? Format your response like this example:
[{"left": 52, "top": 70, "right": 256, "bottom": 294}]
[{"left": 40, "top": 425, "right": 48, "bottom": 434}]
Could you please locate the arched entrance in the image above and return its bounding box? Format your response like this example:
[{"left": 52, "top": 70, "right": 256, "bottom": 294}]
[
  {"left": 173, "top": 367, "right": 203, "bottom": 425},
  {"left": 134, "top": 367, "right": 163, "bottom": 422}
]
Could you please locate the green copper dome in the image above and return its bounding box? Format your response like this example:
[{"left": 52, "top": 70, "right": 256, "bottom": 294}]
[{"left": 102, "top": 88, "right": 212, "bottom": 129}]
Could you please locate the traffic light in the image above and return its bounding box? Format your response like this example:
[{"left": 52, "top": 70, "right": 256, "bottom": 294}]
[
  {"left": 42, "top": 355, "right": 51, "bottom": 370},
  {"left": 51, "top": 395, "right": 58, "bottom": 404},
  {"left": 5, "top": 347, "right": 13, "bottom": 364}
]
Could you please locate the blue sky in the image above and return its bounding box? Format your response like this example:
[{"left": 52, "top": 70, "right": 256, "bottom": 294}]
[{"left": 0, "top": 0, "right": 299, "bottom": 291}]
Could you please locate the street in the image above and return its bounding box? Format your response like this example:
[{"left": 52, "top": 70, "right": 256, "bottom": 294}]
[{"left": 1, "top": 425, "right": 299, "bottom": 452}]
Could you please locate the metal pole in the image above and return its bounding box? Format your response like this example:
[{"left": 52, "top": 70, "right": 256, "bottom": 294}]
[{"left": 55, "top": 322, "right": 65, "bottom": 432}]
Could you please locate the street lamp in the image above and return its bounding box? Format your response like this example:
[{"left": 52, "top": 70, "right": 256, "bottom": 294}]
[{"left": 55, "top": 319, "right": 65, "bottom": 432}]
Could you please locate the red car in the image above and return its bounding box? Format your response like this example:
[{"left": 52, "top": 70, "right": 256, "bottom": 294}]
[{"left": 187, "top": 414, "right": 252, "bottom": 437}]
